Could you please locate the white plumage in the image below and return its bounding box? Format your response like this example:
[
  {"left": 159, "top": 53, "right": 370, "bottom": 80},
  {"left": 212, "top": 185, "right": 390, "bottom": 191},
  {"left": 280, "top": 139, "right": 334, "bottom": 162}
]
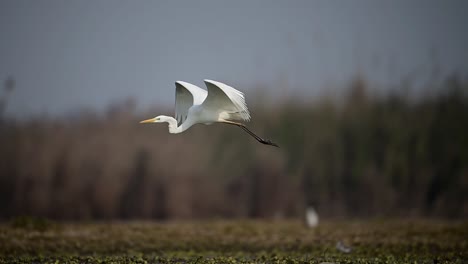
[
  {"left": 202, "top": 80, "right": 251, "bottom": 122},
  {"left": 174, "top": 81, "right": 207, "bottom": 125},
  {"left": 305, "top": 206, "right": 319, "bottom": 228},
  {"left": 140, "top": 80, "right": 278, "bottom": 147}
]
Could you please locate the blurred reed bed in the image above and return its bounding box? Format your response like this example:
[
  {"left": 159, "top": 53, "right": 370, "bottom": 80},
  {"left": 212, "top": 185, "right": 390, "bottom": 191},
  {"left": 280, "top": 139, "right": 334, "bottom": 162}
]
[{"left": 0, "top": 75, "right": 467, "bottom": 220}]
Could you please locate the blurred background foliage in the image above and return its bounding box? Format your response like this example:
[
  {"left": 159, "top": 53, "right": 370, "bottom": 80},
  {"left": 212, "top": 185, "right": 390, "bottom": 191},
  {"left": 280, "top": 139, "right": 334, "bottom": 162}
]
[{"left": 0, "top": 74, "right": 467, "bottom": 220}]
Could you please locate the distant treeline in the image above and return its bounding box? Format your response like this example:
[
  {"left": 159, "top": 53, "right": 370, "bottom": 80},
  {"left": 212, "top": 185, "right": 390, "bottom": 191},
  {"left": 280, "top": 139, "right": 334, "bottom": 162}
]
[{"left": 0, "top": 75, "right": 467, "bottom": 220}]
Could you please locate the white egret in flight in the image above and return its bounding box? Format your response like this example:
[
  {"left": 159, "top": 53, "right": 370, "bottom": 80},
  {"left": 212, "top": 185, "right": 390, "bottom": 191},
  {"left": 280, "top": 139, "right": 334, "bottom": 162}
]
[{"left": 140, "top": 80, "right": 279, "bottom": 147}]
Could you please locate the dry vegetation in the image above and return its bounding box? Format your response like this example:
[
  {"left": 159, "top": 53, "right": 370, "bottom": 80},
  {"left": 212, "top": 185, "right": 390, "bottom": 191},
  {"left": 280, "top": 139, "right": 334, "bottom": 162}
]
[
  {"left": 1, "top": 76, "right": 468, "bottom": 220},
  {"left": 1, "top": 218, "right": 467, "bottom": 263},
  {"left": 0, "top": 75, "right": 467, "bottom": 263}
]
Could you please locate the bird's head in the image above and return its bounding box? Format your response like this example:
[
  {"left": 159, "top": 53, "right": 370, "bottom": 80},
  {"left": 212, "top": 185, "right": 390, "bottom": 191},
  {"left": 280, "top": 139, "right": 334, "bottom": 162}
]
[
  {"left": 140, "top": 115, "right": 164, "bottom": 124},
  {"left": 140, "top": 115, "right": 179, "bottom": 133}
]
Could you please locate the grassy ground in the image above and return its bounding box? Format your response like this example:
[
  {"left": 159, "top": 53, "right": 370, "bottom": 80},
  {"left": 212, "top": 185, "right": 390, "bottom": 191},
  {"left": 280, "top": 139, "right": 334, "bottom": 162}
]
[{"left": 0, "top": 218, "right": 467, "bottom": 263}]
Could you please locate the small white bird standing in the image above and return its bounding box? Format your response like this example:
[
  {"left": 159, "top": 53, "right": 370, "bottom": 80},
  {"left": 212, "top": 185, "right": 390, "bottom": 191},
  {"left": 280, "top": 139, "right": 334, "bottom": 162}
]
[
  {"left": 305, "top": 206, "right": 319, "bottom": 228},
  {"left": 140, "top": 80, "right": 279, "bottom": 147}
]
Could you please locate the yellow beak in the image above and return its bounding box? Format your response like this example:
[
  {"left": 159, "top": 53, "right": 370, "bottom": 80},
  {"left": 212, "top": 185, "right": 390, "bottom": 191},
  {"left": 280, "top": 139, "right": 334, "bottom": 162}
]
[{"left": 140, "top": 118, "right": 156, "bottom": 124}]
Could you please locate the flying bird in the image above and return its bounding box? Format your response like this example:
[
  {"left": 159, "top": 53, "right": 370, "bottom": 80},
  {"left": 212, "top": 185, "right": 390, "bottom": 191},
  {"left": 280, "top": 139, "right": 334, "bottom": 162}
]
[{"left": 140, "top": 80, "right": 279, "bottom": 147}]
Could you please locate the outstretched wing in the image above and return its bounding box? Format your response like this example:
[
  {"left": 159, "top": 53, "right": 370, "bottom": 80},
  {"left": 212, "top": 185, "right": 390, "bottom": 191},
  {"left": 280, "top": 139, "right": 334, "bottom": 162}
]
[
  {"left": 202, "top": 80, "right": 251, "bottom": 122},
  {"left": 175, "top": 81, "right": 207, "bottom": 126}
]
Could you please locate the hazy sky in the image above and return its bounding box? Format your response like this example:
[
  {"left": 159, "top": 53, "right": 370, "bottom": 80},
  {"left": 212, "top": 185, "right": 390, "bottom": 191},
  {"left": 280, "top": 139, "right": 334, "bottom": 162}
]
[{"left": 1, "top": 0, "right": 467, "bottom": 117}]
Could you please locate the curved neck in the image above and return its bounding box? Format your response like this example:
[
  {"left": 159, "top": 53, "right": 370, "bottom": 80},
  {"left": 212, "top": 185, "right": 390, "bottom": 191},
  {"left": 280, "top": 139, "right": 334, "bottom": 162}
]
[{"left": 161, "top": 116, "right": 191, "bottom": 134}]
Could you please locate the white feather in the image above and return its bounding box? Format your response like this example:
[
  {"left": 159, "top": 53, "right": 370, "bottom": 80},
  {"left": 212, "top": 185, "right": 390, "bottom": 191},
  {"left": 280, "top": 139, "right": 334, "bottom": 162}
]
[
  {"left": 202, "top": 79, "right": 251, "bottom": 122},
  {"left": 141, "top": 80, "right": 278, "bottom": 146},
  {"left": 175, "top": 81, "right": 207, "bottom": 125}
]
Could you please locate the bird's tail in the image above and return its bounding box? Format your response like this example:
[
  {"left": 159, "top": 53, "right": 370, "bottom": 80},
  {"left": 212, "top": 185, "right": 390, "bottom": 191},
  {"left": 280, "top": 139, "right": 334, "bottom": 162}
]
[{"left": 227, "top": 110, "right": 250, "bottom": 122}]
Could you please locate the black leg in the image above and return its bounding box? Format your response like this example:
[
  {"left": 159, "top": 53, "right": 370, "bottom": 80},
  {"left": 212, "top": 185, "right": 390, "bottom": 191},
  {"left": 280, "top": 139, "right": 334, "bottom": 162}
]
[{"left": 222, "top": 121, "right": 279, "bottom": 148}]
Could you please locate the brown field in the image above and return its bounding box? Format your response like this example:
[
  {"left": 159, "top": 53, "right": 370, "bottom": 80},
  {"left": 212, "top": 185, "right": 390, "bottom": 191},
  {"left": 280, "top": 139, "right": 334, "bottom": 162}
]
[{"left": 1, "top": 218, "right": 467, "bottom": 263}]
